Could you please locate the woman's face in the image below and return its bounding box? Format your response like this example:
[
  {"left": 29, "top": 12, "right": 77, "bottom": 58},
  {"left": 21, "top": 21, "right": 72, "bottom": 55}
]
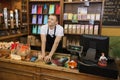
[{"left": 48, "top": 15, "right": 58, "bottom": 27}]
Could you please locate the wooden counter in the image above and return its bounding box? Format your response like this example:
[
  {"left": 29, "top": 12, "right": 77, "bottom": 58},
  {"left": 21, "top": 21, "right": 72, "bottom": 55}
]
[{"left": 0, "top": 57, "right": 117, "bottom": 80}]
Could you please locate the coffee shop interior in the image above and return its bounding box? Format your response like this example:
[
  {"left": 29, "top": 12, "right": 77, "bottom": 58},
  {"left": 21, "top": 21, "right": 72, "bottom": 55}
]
[{"left": 0, "top": 0, "right": 120, "bottom": 80}]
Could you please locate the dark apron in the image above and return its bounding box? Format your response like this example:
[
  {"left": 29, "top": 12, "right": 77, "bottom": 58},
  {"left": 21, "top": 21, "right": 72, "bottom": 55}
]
[{"left": 46, "top": 26, "right": 62, "bottom": 52}]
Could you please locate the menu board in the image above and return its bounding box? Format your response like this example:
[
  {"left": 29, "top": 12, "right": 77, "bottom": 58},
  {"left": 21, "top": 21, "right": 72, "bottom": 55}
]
[{"left": 102, "top": 0, "right": 120, "bottom": 26}]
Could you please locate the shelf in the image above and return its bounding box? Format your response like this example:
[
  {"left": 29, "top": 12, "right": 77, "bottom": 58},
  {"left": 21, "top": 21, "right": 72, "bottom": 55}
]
[
  {"left": 31, "top": 33, "right": 40, "bottom": 35},
  {"left": 63, "top": 20, "right": 100, "bottom": 22},
  {"left": 0, "top": 28, "right": 9, "bottom": 30},
  {"left": 22, "top": 11, "right": 27, "bottom": 13},
  {"left": 0, "top": 33, "right": 28, "bottom": 40},
  {"left": 103, "top": 13, "right": 115, "bottom": 15},
  {"left": 29, "top": 0, "right": 60, "bottom": 2},
  {"left": 30, "top": 13, "right": 60, "bottom": 15},
  {"left": 22, "top": 23, "right": 28, "bottom": 25},
  {"left": 63, "top": 20, "right": 100, "bottom": 24},
  {"left": 29, "top": 23, "right": 43, "bottom": 25},
  {"left": 65, "top": 33, "right": 81, "bottom": 36},
  {"left": 64, "top": 1, "right": 103, "bottom": 4}
]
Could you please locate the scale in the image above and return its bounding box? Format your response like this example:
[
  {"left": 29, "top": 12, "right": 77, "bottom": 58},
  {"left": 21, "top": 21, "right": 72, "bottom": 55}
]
[{"left": 67, "top": 45, "right": 83, "bottom": 61}]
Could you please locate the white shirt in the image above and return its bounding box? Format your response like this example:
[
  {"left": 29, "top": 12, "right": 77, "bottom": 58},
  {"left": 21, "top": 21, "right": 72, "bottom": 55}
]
[{"left": 40, "top": 24, "right": 64, "bottom": 37}]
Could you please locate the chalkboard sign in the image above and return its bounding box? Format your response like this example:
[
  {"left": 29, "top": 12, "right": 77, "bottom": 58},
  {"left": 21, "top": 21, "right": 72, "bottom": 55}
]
[{"left": 102, "top": 0, "right": 120, "bottom": 26}]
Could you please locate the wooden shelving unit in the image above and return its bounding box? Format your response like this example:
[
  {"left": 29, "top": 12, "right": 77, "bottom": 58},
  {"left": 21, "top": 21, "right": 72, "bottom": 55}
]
[
  {"left": 0, "top": 33, "right": 28, "bottom": 40},
  {"left": 0, "top": 0, "right": 29, "bottom": 41},
  {"left": 64, "top": 1, "right": 103, "bottom": 4},
  {"left": 26, "top": 0, "right": 105, "bottom": 50},
  {"left": 61, "top": 0, "right": 104, "bottom": 47},
  {"left": 0, "top": 0, "right": 104, "bottom": 50},
  {"left": 28, "top": 0, "right": 61, "bottom": 47}
]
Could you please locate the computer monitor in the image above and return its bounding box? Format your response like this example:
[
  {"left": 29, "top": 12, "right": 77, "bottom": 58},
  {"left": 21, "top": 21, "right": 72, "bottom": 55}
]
[{"left": 80, "top": 34, "right": 109, "bottom": 60}]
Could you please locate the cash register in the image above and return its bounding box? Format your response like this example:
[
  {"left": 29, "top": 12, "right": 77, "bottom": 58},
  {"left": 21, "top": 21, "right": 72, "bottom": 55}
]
[{"left": 77, "top": 34, "right": 119, "bottom": 79}]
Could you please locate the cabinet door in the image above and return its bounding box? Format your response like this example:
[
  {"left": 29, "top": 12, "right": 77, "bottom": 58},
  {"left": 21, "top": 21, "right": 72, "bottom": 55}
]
[
  {"left": 0, "top": 69, "right": 36, "bottom": 80},
  {"left": 40, "top": 74, "right": 69, "bottom": 80},
  {"left": 0, "top": 61, "right": 37, "bottom": 80}
]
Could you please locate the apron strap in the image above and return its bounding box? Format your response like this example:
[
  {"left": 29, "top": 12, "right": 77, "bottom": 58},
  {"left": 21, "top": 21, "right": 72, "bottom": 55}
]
[{"left": 47, "top": 26, "right": 56, "bottom": 35}]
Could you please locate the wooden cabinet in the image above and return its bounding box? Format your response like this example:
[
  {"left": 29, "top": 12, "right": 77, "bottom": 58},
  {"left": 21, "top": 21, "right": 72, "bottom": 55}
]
[
  {"left": 0, "top": 70, "right": 36, "bottom": 80},
  {"left": 40, "top": 74, "right": 69, "bottom": 80},
  {"left": 0, "top": 58, "right": 116, "bottom": 80},
  {"left": 61, "top": 0, "right": 104, "bottom": 48},
  {"left": 0, "top": 61, "right": 37, "bottom": 80},
  {"left": 40, "top": 68, "right": 69, "bottom": 80}
]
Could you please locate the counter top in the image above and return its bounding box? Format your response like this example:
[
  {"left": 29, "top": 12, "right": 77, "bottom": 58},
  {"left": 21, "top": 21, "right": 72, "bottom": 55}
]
[{"left": 0, "top": 57, "right": 79, "bottom": 74}]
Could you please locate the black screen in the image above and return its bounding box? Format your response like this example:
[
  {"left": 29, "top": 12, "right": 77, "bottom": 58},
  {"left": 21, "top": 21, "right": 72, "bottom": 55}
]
[{"left": 80, "top": 34, "right": 109, "bottom": 60}]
